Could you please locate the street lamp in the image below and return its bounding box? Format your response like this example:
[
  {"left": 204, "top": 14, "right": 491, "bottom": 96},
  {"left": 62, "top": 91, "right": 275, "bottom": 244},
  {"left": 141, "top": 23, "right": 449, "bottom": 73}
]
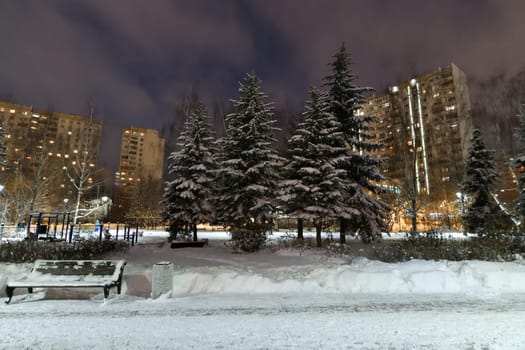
[
  {"left": 455, "top": 192, "right": 466, "bottom": 235},
  {"left": 62, "top": 198, "right": 70, "bottom": 238}
]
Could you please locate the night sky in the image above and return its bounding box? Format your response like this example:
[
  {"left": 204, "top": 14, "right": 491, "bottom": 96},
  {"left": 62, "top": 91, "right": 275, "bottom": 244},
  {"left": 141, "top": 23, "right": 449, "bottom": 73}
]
[{"left": 1, "top": 1, "right": 523, "bottom": 169}]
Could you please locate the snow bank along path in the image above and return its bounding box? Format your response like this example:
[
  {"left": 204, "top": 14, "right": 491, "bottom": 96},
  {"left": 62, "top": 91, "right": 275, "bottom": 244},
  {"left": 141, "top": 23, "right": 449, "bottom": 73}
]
[{"left": 172, "top": 258, "right": 525, "bottom": 296}]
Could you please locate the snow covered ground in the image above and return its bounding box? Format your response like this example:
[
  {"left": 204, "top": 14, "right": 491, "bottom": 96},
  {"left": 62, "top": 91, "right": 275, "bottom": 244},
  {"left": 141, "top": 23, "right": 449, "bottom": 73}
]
[{"left": 1, "top": 231, "right": 525, "bottom": 349}]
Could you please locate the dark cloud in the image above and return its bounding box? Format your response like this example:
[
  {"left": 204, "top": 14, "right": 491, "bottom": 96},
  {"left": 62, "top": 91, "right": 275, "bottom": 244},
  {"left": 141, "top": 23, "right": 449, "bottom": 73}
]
[{"left": 0, "top": 1, "right": 523, "bottom": 167}]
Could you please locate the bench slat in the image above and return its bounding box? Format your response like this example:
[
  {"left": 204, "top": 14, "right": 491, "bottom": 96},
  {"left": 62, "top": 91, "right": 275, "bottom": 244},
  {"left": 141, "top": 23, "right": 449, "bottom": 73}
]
[{"left": 8, "top": 281, "right": 109, "bottom": 288}]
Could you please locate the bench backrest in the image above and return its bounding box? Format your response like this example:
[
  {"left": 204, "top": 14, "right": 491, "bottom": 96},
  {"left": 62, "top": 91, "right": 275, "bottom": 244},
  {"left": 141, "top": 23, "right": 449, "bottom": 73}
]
[{"left": 29, "top": 260, "right": 126, "bottom": 282}]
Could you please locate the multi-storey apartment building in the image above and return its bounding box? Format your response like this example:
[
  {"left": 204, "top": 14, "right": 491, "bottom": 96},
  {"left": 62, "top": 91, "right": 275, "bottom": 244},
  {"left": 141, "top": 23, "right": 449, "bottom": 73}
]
[
  {"left": 362, "top": 63, "right": 473, "bottom": 202},
  {"left": 114, "top": 127, "right": 165, "bottom": 218},
  {"left": 0, "top": 101, "right": 102, "bottom": 212}
]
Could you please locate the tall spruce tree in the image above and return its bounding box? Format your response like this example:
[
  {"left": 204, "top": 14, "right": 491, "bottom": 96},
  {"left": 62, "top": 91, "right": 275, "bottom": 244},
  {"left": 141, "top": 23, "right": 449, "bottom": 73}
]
[
  {"left": 215, "top": 73, "right": 282, "bottom": 247},
  {"left": 324, "top": 44, "right": 389, "bottom": 243},
  {"left": 163, "top": 101, "right": 216, "bottom": 241},
  {"left": 461, "top": 129, "right": 504, "bottom": 234},
  {"left": 280, "top": 87, "right": 355, "bottom": 247}
]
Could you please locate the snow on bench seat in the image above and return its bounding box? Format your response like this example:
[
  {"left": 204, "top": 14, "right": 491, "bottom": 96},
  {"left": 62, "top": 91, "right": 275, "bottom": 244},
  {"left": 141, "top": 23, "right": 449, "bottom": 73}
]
[{"left": 5, "top": 259, "right": 127, "bottom": 304}]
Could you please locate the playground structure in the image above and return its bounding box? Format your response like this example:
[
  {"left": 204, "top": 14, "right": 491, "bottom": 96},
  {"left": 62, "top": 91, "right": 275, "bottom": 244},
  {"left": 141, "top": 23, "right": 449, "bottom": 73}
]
[
  {"left": 24, "top": 212, "right": 141, "bottom": 245},
  {"left": 27, "top": 212, "right": 72, "bottom": 241}
]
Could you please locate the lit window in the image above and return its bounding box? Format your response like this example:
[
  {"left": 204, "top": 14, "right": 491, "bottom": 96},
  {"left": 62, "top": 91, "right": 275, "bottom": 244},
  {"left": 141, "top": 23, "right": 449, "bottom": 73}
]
[
  {"left": 49, "top": 140, "right": 54, "bottom": 144},
  {"left": 9, "top": 109, "right": 15, "bottom": 113},
  {"left": 32, "top": 114, "right": 39, "bottom": 118},
  {"left": 48, "top": 152, "right": 53, "bottom": 156}
]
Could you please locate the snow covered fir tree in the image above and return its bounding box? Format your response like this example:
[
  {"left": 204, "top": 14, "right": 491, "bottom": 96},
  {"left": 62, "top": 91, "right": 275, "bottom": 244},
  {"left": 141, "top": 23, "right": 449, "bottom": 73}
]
[
  {"left": 324, "top": 44, "right": 390, "bottom": 243},
  {"left": 214, "top": 73, "right": 282, "bottom": 251},
  {"left": 461, "top": 128, "right": 513, "bottom": 234},
  {"left": 280, "top": 87, "right": 356, "bottom": 247},
  {"left": 163, "top": 100, "right": 217, "bottom": 242}
]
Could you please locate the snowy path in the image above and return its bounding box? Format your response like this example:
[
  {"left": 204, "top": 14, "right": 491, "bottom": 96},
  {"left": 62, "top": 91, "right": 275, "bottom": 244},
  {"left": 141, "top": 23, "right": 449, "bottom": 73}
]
[{"left": 1, "top": 294, "right": 524, "bottom": 349}]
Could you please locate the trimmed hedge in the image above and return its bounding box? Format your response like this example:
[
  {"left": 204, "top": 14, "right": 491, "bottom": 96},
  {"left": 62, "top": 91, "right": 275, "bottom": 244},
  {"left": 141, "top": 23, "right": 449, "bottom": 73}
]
[
  {"left": 371, "top": 236, "right": 525, "bottom": 262},
  {"left": 0, "top": 240, "right": 129, "bottom": 263}
]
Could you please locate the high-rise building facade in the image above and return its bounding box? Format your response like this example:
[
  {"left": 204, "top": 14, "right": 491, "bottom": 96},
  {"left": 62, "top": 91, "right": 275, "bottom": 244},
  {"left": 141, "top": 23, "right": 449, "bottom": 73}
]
[
  {"left": 0, "top": 101, "right": 102, "bottom": 211},
  {"left": 362, "top": 63, "right": 473, "bottom": 201},
  {"left": 114, "top": 127, "right": 165, "bottom": 218}
]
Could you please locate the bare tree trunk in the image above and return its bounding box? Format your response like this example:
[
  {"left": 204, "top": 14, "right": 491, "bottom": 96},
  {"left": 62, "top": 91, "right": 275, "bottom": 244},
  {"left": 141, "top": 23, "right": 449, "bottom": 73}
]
[
  {"left": 340, "top": 218, "right": 347, "bottom": 244},
  {"left": 316, "top": 221, "right": 322, "bottom": 247},
  {"left": 411, "top": 196, "right": 417, "bottom": 236},
  {"left": 297, "top": 218, "right": 304, "bottom": 240},
  {"left": 73, "top": 188, "right": 83, "bottom": 225},
  {"left": 193, "top": 223, "right": 198, "bottom": 242}
]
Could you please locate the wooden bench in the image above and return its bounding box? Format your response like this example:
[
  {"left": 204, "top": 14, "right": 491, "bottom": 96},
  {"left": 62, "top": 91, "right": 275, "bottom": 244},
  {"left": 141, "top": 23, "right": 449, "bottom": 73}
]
[
  {"left": 170, "top": 240, "right": 207, "bottom": 249},
  {"left": 5, "top": 259, "right": 127, "bottom": 304}
]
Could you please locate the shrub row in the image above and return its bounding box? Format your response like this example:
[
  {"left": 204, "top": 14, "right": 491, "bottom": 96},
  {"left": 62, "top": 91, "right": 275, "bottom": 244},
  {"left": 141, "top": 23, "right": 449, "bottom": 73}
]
[
  {"left": 371, "top": 236, "right": 525, "bottom": 262},
  {"left": 0, "top": 240, "right": 130, "bottom": 263}
]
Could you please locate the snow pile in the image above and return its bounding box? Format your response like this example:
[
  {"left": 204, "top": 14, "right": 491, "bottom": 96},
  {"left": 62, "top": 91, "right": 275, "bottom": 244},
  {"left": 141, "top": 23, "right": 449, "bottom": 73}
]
[{"left": 172, "top": 258, "right": 525, "bottom": 296}]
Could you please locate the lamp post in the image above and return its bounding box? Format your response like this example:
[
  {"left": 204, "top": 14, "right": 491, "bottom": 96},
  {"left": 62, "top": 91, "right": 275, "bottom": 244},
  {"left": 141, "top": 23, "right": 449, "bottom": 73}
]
[
  {"left": 61, "top": 198, "right": 70, "bottom": 239},
  {"left": 455, "top": 192, "right": 466, "bottom": 235}
]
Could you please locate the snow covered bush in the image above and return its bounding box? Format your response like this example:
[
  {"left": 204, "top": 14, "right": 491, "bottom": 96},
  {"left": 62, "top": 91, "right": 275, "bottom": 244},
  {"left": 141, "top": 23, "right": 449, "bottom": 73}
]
[
  {"left": 0, "top": 240, "right": 129, "bottom": 263},
  {"left": 371, "top": 235, "right": 525, "bottom": 262},
  {"left": 226, "top": 226, "right": 267, "bottom": 253}
]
